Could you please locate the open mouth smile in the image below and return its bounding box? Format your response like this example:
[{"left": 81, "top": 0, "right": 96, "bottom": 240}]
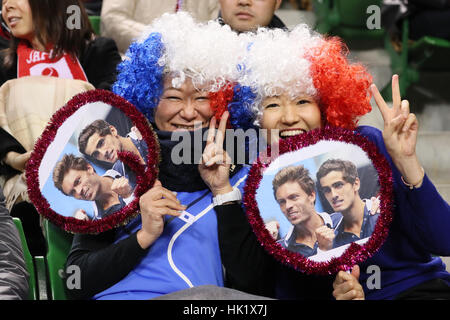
[{"left": 279, "top": 128, "right": 307, "bottom": 138}]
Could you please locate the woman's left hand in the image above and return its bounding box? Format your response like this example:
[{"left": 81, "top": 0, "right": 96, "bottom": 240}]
[
  {"left": 371, "top": 75, "right": 424, "bottom": 186},
  {"left": 333, "top": 266, "right": 364, "bottom": 300},
  {"left": 199, "top": 111, "right": 233, "bottom": 196}
]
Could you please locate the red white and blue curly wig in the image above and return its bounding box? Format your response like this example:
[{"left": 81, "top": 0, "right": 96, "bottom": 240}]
[
  {"left": 232, "top": 24, "right": 374, "bottom": 131},
  {"left": 112, "top": 12, "right": 248, "bottom": 128}
]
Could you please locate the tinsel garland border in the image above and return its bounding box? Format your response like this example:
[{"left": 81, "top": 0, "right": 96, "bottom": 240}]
[
  {"left": 243, "top": 126, "right": 394, "bottom": 275},
  {"left": 26, "top": 89, "right": 159, "bottom": 234}
]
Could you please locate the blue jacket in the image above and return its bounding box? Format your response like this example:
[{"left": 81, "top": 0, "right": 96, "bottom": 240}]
[
  {"left": 93, "top": 166, "right": 249, "bottom": 300},
  {"left": 356, "top": 126, "right": 450, "bottom": 299}
]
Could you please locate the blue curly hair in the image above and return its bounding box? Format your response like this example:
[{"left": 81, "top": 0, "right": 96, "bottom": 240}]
[{"left": 112, "top": 33, "right": 165, "bottom": 122}]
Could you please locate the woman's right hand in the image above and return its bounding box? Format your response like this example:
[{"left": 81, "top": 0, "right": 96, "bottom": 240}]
[
  {"left": 4, "top": 151, "right": 32, "bottom": 172},
  {"left": 137, "top": 180, "right": 186, "bottom": 249},
  {"left": 199, "top": 111, "right": 233, "bottom": 196}
]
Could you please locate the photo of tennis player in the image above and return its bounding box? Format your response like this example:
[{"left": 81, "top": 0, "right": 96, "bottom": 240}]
[
  {"left": 316, "top": 159, "right": 380, "bottom": 250},
  {"left": 256, "top": 140, "right": 380, "bottom": 262},
  {"left": 38, "top": 101, "right": 147, "bottom": 220},
  {"left": 78, "top": 119, "right": 148, "bottom": 190},
  {"left": 53, "top": 154, "right": 133, "bottom": 220}
]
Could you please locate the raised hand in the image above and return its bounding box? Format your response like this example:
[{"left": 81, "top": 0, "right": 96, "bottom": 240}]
[
  {"left": 370, "top": 75, "right": 424, "bottom": 186},
  {"left": 198, "top": 112, "right": 233, "bottom": 196}
]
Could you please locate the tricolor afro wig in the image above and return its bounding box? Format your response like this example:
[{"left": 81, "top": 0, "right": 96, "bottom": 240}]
[
  {"left": 234, "top": 24, "right": 373, "bottom": 130},
  {"left": 112, "top": 12, "right": 247, "bottom": 127}
]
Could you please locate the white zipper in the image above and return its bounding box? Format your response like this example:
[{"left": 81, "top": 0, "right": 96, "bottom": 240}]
[{"left": 167, "top": 174, "right": 248, "bottom": 287}]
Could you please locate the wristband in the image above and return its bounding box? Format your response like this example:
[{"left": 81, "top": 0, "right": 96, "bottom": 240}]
[
  {"left": 401, "top": 167, "right": 425, "bottom": 189},
  {"left": 212, "top": 187, "right": 242, "bottom": 206}
]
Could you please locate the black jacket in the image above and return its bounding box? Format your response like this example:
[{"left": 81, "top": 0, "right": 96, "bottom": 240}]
[
  {"left": 215, "top": 203, "right": 335, "bottom": 299},
  {"left": 0, "top": 188, "right": 29, "bottom": 300}
]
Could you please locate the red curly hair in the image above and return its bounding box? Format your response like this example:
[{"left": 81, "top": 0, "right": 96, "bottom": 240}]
[
  {"left": 306, "top": 37, "right": 373, "bottom": 130},
  {"left": 208, "top": 82, "right": 235, "bottom": 128}
]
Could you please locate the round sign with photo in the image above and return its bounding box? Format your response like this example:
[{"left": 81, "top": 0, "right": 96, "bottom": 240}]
[
  {"left": 26, "top": 90, "right": 159, "bottom": 234},
  {"left": 243, "top": 127, "right": 394, "bottom": 275}
]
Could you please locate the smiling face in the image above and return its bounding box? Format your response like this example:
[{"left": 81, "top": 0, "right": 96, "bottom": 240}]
[
  {"left": 1, "top": 0, "right": 34, "bottom": 41},
  {"left": 154, "top": 76, "right": 214, "bottom": 132},
  {"left": 60, "top": 165, "right": 101, "bottom": 201},
  {"left": 83, "top": 126, "right": 122, "bottom": 164},
  {"left": 275, "top": 181, "right": 316, "bottom": 226},
  {"left": 319, "top": 170, "right": 360, "bottom": 213},
  {"left": 260, "top": 93, "right": 322, "bottom": 144},
  {"left": 219, "top": 0, "right": 282, "bottom": 32}
]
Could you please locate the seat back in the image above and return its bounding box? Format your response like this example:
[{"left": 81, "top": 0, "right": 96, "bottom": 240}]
[
  {"left": 89, "top": 16, "right": 101, "bottom": 35},
  {"left": 409, "top": 36, "right": 450, "bottom": 71},
  {"left": 335, "top": 0, "right": 382, "bottom": 28},
  {"left": 313, "top": 0, "right": 384, "bottom": 38},
  {"left": 44, "top": 220, "right": 73, "bottom": 300},
  {"left": 12, "top": 217, "right": 37, "bottom": 300}
]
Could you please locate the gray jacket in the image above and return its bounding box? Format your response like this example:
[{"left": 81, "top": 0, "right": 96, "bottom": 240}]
[{"left": 0, "top": 188, "right": 29, "bottom": 300}]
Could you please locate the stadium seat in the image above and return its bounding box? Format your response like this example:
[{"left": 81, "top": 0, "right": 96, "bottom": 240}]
[
  {"left": 382, "top": 19, "right": 450, "bottom": 100},
  {"left": 89, "top": 16, "right": 101, "bottom": 35},
  {"left": 44, "top": 220, "right": 73, "bottom": 300},
  {"left": 313, "top": 0, "right": 385, "bottom": 39},
  {"left": 12, "top": 217, "right": 37, "bottom": 300}
]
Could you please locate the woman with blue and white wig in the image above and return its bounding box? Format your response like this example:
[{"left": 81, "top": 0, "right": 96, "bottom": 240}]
[{"left": 65, "top": 12, "right": 258, "bottom": 300}]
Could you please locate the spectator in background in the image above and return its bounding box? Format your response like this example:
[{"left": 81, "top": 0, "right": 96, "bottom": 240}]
[
  {"left": 407, "top": 0, "right": 450, "bottom": 40},
  {"left": 0, "top": 186, "right": 29, "bottom": 300},
  {"left": 0, "top": 0, "right": 121, "bottom": 255},
  {"left": 218, "top": 0, "right": 286, "bottom": 32},
  {"left": 382, "top": 0, "right": 450, "bottom": 42},
  {"left": 100, "top": 0, "right": 220, "bottom": 54},
  {"left": 0, "top": 0, "right": 121, "bottom": 89}
]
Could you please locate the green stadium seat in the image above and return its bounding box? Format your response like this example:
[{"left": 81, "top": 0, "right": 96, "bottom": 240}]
[
  {"left": 382, "top": 19, "right": 450, "bottom": 100},
  {"left": 44, "top": 220, "right": 73, "bottom": 300},
  {"left": 12, "top": 217, "right": 37, "bottom": 300},
  {"left": 313, "top": 0, "right": 385, "bottom": 39},
  {"left": 89, "top": 15, "right": 101, "bottom": 35}
]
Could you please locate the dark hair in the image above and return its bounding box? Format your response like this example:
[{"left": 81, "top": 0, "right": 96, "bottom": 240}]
[
  {"left": 53, "top": 154, "right": 90, "bottom": 193},
  {"left": 3, "top": 0, "right": 94, "bottom": 68},
  {"left": 272, "top": 165, "right": 315, "bottom": 198},
  {"left": 316, "top": 159, "right": 358, "bottom": 187},
  {"left": 78, "top": 119, "right": 112, "bottom": 155}
]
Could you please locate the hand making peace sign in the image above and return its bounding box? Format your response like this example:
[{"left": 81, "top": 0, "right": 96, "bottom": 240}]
[
  {"left": 370, "top": 75, "right": 424, "bottom": 187},
  {"left": 198, "top": 111, "right": 234, "bottom": 196}
]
